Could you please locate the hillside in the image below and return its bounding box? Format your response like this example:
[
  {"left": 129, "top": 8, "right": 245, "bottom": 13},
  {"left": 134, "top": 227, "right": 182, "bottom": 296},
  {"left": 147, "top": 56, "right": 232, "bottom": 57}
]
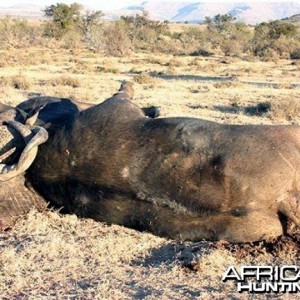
[
  {"left": 0, "top": 3, "right": 44, "bottom": 19},
  {"left": 283, "top": 13, "right": 300, "bottom": 26},
  {"left": 1, "top": 2, "right": 300, "bottom": 25},
  {"left": 107, "top": 1, "right": 300, "bottom": 25}
]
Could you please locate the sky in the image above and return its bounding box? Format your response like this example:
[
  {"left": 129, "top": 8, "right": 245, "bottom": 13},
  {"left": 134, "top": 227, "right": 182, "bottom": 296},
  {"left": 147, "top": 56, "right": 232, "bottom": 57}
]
[
  {"left": 0, "top": 0, "right": 298, "bottom": 11},
  {"left": 3, "top": 0, "right": 147, "bottom": 10}
]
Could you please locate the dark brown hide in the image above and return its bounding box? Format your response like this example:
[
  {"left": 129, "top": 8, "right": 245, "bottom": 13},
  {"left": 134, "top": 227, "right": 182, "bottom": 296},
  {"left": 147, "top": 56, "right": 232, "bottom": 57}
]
[{"left": 27, "top": 83, "right": 300, "bottom": 242}]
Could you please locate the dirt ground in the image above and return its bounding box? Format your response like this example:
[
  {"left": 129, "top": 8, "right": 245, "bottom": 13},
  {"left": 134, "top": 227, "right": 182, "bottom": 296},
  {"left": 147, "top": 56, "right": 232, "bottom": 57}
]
[{"left": 0, "top": 48, "right": 300, "bottom": 299}]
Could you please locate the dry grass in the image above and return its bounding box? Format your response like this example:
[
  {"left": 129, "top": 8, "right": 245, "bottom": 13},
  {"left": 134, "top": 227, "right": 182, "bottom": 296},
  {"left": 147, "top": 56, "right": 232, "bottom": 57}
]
[
  {"left": 48, "top": 76, "right": 81, "bottom": 88},
  {"left": 1, "top": 47, "right": 300, "bottom": 298},
  {"left": 133, "top": 72, "right": 155, "bottom": 85},
  {"left": 268, "top": 98, "right": 300, "bottom": 121},
  {"left": 0, "top": 74, "right": 32, "bottom": 90},
  {"left": 1, "top": 210, "right": 299, "bottom": 299}
]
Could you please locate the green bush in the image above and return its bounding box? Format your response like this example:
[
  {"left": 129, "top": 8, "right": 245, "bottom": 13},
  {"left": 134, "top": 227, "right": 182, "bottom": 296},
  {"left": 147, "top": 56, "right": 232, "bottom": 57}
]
[{"left": 252, "top": 21, "right": 300, "bottom": 59}]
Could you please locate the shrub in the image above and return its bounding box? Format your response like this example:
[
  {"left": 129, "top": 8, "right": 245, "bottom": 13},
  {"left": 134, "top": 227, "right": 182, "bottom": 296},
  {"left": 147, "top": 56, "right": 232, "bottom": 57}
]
[
  {"left": 43, "top": 3, "right": 82, "bottom": 37},
  {"left": 245, "top": 100, "right": 300, "bottom": 121},
  {"left": 0, "top": 75, "right": 31, "bottom": 90},
  {"left": 134, "top": 72, "right": 154, "bottom": 84},
  {"left": 0, "top": 17, "right": 43, "bottom": 49},
  {"left": 252, "top": 21, "right": 300, "bottom": 59},
  {"left": 269, "top": 99, "right": 300, "bottom": 121},
  {"left": 95, "top": 66, "right": 119, "bottom": 74},
  {"left": 204, "top": 14, "right": 252, "bottom": 56},
  {"left": 101, "top": 21, "right": 132, "bottom": 56},
  {"left": 121, "top": 10, "right": 169, "bottom": 51},
  {"left": 61, "top": 29, "right": 83, "bottom": 49},
  {"left": 166, "top": 58, "right": 183, "bottom": 67},
  {"left": 49, "top": 76, "right": 81, "bottom": 88}
]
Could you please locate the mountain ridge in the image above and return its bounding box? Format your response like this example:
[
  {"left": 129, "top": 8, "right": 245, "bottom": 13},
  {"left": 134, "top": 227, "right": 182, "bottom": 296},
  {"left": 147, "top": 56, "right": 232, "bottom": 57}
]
[
  {"left": 0, "top": 2, "right": 300, "bottom": 25},
  {"left": 107, "top": 1, "right": 300, "bottom": 25}
]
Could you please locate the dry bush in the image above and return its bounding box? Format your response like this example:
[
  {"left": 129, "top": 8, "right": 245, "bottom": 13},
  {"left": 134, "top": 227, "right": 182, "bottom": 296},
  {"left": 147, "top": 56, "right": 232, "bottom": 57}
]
[
  {"left": 95, "top": 66, "right": 119, "bottom": 74},
  {"left": 11, "top": 75, "right": 31, "bottom": 90},
  {"left": 166, "top": 66, "right": 177, "bottom": 75},
  {"left": 128, "top": 67, "right": 143, "bottom": 74},
  {"left": 268, "top": 99, "right": 300, "bottom": 121},
  {"left": 48, "top": 76, "right": 81, "bottom": 88},
  {"left": 188, "top": 85, "right": 210, "bottom": 94},
  {"left": 0, "top": 75, "right": 31, "bottom": 90},
  {"left": 102, "top": 21, "right": 132, "bottom": 56},
  {"left": 95, "top": 59, "right": 120, "bottom": 74},
  {"left": 70, "top": 61, "right": 95, "bottom": 74},
  {"left": 244, "top": 99, "right": 300, "bottom": 121},
  {"left": 259, "top": 48, "right": 281, "bottom": 62},
  {"left": 166, "top": 58, "right": 184, "bottom": 68},
  {"left": 188, "top": 58, "right": 202, "bottom": 67},
  {"left": 275, "top": 37, "right": 300, "bottom": 59},
  {"left": 60, "top": 30, "right": 84, "bottom": 50},
  {"left": 0, "top": 17, "right": 43, "bottom": 49},
  {"left": 133, "top": 72, "right": 155, "bottom": 84},
  {"left": 143, "top": 57, "right": 164, "bottom": 65}
]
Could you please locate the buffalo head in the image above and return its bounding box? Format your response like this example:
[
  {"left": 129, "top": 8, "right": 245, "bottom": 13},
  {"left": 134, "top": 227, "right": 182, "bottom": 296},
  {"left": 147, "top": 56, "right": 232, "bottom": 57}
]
[{"left": 0, "top": 104, "right": 48, "bottom": 229}]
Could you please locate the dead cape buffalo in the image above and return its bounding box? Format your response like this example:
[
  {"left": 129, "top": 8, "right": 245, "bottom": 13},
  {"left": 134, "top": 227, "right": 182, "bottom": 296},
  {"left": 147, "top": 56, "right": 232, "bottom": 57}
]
[{"left": 2, "top": 82, "right": 300, "bottom": 242}]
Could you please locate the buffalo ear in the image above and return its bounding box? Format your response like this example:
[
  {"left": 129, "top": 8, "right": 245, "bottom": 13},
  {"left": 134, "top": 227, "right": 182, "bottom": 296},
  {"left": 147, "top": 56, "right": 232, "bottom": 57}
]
[
  {"left": 24, "top": 106, "right": 45, "bottom": 126},
  {"left": 25, "top": 110, "right": 40, "bottom": 126}
]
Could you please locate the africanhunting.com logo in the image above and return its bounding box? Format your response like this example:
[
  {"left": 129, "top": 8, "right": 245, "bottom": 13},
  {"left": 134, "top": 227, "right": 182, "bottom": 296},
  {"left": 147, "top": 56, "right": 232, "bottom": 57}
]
[{"left": 222, "top": 266, "right": 300, "bottom": 293}]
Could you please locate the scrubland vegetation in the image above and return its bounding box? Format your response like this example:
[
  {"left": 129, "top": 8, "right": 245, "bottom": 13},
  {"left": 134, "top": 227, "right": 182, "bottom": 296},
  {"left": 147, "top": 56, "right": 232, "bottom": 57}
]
[
  {"left": 1, "top": 3, "right": 300, "bottom": 299},
  {"left": 1, "top": 3, "right": 300, "bottom": 60}
]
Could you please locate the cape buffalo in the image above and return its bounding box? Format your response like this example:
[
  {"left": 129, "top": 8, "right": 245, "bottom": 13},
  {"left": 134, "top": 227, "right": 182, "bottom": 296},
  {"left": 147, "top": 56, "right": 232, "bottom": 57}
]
[{"left": 21, "top": 82, "right": 300, "bottom": 243}]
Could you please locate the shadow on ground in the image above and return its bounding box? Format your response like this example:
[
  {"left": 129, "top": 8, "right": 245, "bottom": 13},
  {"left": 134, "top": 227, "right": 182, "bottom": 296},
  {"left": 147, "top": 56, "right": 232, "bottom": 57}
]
[
  {"left": 132, "top": 240, "right": 213, "bottom": 268},
  {"left": 149, "top": 72, "right": 300, "bottom": 88},
  {"left": 214, "top": 102, "right": 272, "bottom": 116}
]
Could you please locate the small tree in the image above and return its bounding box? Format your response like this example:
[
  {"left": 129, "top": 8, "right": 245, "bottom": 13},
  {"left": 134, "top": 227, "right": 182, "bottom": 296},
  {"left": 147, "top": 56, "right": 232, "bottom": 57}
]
[
  {"left": 78, "top": 10, "right": 104, "bottom": 50},
  {"left": 205, "top": 14, "right": 236, "bottom": 34},
  {"left": 204, "top": 14, "right": 252, "bottom": 55},
  {"left": 121, "top": 10, "right": 169, "bottom": 50},
  {"left": 44, "top": 3, "right": 82, "bottom": 37}
]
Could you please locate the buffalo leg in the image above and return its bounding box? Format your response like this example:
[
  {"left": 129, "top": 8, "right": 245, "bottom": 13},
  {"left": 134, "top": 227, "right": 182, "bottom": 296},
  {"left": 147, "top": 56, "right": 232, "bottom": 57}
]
[
  {"left": 72, "top": 194, "right": 236, "bottom": 241},
  {"left": 72, "top": 193, "right": 283, "bottom": 242}
]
